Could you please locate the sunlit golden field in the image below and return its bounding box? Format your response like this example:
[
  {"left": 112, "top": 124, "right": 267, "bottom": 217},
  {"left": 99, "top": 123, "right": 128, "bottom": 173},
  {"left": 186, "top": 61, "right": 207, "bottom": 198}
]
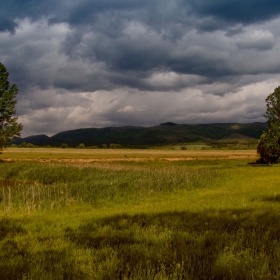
[
  {"left": 3, "top": 147, "right": 258, "bottom": 161},
  {"left": 1, "top": 148, "right": 280, "bottom": 279}
]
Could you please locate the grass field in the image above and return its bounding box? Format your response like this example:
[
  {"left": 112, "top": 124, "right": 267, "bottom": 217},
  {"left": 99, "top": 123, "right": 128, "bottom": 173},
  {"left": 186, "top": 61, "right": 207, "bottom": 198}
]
[
  {"left": 3, "top": 147, "right": 257, "bottom": 161},
  {"left": 1, "top": 148, "right": 280, "bottom": 279}
]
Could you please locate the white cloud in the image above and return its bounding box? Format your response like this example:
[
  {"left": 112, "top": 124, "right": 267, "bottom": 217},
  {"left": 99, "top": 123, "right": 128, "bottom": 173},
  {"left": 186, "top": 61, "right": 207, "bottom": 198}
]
[
  {"left": 236, "top": 29, "right": 276, "bottom": 51},
  {"left": 117, "top": 105, "right": 142, "bottom": 113}
]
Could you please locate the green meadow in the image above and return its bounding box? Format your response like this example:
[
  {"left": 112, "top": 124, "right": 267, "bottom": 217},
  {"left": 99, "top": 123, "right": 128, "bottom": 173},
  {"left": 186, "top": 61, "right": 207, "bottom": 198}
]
[{"left": 1, "top": 148, "right": 280, "bottom": 279}]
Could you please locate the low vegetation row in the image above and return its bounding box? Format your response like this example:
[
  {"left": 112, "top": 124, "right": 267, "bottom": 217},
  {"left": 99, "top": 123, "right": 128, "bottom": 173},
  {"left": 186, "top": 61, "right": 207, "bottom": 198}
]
[
  {"left": 10, "top": 140, "right": 258, "bottom": 151},
  {"left": 10, "top": 142, "right": 123, "bottom": 149}
]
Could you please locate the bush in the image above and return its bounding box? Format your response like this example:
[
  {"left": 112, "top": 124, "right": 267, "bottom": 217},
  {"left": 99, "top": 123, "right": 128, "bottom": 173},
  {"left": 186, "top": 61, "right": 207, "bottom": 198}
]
[
  {"left": 61, "top": 143, "right": 68, "bottom": 149},
  {"left": 257, "top": 132, "right": 280, "bottom": 163},
  {"left": 109, "top": 143, "right": 122, "bottom": 149},
  {"left": 77, "top": 143, "right": 86, "bottom": 149}
]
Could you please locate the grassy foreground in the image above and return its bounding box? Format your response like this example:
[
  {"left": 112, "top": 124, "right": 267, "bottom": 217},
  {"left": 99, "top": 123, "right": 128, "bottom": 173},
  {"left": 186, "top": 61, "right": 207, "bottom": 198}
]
[{"left": 1, "top": 148, "right": 280, "bottom": 279}]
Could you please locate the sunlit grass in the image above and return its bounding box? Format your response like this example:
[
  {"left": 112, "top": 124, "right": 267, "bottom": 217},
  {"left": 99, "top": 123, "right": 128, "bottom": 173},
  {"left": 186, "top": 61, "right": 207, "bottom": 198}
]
[
  {"left": 3, "top": 147, "right": 258, "bottom": 161},
  {"left": 0, "top": 149, "right": 279, "bottom": 279}
]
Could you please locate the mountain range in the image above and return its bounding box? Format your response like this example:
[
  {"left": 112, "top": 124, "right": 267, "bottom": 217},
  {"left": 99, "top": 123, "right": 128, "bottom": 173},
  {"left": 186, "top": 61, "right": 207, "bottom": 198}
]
[{"left": 13, "top": 122, "right": 266, "bottom": 147}]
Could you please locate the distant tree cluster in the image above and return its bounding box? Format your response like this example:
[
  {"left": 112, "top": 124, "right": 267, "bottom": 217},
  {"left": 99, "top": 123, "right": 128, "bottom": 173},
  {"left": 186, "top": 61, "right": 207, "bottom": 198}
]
[
  {"left": 12, "top": 142, "right": 123, "bottom": 150},
  {"left": 109, "top": 143, "right": 122, "bottom": 149},
  {"left": 101, "top": 143, "right": 122, "bottom": 149},
  {"left": 19, "top": 142, "right": 37, "bottom": 148},
  {"left": 77, "top": 143, "right": 86, "bottom": 149}
]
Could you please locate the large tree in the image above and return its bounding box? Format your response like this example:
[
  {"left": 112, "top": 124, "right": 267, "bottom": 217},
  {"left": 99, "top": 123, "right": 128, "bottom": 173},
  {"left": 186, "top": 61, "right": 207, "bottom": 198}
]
[
  {"left": 257, "top": 86, "right": 280, "bottom": 163},
  {"left": 0, "top": 62, "right": 23, "bottom": 150}
]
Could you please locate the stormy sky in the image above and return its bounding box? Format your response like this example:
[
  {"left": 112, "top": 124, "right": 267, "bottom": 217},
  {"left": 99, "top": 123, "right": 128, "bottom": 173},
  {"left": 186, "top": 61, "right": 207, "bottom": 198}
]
[{"left": 1, "top": 0, "right": 280, "bottom": 137}]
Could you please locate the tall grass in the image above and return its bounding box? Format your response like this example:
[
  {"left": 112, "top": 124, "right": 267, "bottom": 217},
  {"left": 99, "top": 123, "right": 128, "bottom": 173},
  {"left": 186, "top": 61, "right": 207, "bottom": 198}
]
[{"left": 0, "top": 162, "right": 221, "bottom": 213}]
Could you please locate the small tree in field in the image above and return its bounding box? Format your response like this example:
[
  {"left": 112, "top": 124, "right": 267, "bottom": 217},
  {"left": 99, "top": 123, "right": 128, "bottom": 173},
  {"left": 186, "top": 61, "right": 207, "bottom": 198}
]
[
  {"left": 0, "top": 62, "right": 22, "bottom": 151},
  {"left": 78, "top": 143, "right": 86, "bottom": 149},
  {"left": 257, "top": 86, "right": 280, "bottom": 163},
  {"left": 61, "top": 143, "right": 68, "bottom": 149}
]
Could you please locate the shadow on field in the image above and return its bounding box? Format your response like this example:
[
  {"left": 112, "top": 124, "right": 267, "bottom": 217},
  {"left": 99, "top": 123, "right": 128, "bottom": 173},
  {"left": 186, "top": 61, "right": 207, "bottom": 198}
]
[
  {"left": 0, "top": 218, "right": 27, "bottom": 240},
  {"left": 65, "top": 208, "right": 280, "bottom": 279},
  {"left": 262, "top": 193, "right": 280, "bottom": 202},
  {"left": 1, "top": 209, "right": 280, "bottom": 279},
  {"left": 247, "top": 162, "right": 272, "bottom": 167},
  {"left": 0, "top": 218, "right": 91, "bottom": 280}
]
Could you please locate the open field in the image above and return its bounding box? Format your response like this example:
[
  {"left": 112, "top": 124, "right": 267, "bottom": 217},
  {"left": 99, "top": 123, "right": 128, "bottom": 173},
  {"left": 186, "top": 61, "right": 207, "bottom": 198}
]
[
  {"left": 3, "top": 147, "right": 259, "bottom": 162},
  {"left": 1, "top": 148, "right": 280, "bottom": 279}
]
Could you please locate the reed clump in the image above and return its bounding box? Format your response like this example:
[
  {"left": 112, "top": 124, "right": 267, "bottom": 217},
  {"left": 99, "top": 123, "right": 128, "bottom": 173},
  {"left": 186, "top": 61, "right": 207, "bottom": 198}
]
[{"left": 0, "top": 162, "right": 221, "bottom": 213}]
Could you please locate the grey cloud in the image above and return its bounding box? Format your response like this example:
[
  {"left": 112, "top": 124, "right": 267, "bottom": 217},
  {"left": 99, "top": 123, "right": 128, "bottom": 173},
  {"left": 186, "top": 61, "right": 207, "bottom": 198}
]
[
  {"left": 61, "top": 0, "right": 150, "bottom": 26},
  {"left": 195, "top": 17, "right": 228, "bottom": 33},
  {"left": 56, "top": 13, "right": 279, "bottom": 92},
  {"left": 167, "top": 48, "right": 236, "bottom": 78},
  {"left": 235, "top": 30, "right": 276, "bottom": 51},
  {"left": 0, "top": 0, "right": 59, "bottom": 33},
  {"left": 225, "top": 26, "right": 244, "bottom": 37},
  {"left": 4, "top": 14, "right": 280, "bottom": 95},
  {"left": 4, "top": 0, "right": 279, "bottom": 37},
  {"left": 108, "top": 98, "right": 117, "bottom": 104}
]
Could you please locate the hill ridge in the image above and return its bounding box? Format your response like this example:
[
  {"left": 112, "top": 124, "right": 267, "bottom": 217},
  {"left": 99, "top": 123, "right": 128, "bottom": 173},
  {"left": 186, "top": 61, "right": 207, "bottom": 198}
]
[{"left": 13, "top": 122, "right": 266, "bottom": 147}]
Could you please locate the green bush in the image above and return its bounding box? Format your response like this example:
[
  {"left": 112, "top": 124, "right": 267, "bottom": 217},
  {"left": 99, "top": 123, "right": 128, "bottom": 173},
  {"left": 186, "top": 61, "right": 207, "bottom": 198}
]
[
  {"left": 77, "top": 143, "right": 86, "bottom": 149},
  {"left": 109, "top": 143, "right": 122, "bottom": 149}
]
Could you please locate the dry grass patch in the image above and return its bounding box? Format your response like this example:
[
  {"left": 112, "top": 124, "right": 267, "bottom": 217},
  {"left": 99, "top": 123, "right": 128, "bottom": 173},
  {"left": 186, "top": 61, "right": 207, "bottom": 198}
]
[{"left": 2, "top": 148, "right": 259, "bottom": 162}]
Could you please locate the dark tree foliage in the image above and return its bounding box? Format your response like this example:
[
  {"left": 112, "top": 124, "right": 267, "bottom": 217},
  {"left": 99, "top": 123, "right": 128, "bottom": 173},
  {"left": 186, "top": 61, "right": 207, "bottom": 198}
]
[
  {"left": 0, "top": 62, "right": 23, "bottom": 150},
  {"left": 257, "top": 86, "right": 280, "bottom": 163}
]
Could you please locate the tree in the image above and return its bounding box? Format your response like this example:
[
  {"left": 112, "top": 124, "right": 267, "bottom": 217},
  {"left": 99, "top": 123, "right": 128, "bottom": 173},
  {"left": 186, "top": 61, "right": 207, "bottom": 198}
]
[
  {"left": 109, "top": 143, "right": 122, "bottom": 149},
  {"left": 0, "top": 62, "right": 22, "bottom": 150},
  {"left": 78, "top": 143, "right": 86, "bottom": 149},
  {"left": 257, "top": 86, "right": 280, "bottom": 163},
  {"left": 61, "top": 143, "right": 68, "bottom": 149}
]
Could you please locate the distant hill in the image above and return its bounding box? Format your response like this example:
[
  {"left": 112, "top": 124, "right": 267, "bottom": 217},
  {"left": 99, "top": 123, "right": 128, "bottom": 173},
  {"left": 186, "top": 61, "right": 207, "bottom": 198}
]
[
  {"left": 12, "top": 122, "right": 266, "bottom": 147},
  {"left": 19, "top": 135, "right": 50, "bottom": 145}
]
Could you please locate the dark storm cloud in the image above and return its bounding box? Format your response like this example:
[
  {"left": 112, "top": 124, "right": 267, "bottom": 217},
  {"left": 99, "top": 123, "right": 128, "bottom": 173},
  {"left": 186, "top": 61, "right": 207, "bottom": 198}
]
[
  {"left": 0, "top": 0, "right": 58, "bottom": 33},
  {"left": 2, "top": 0, "right": 279, "bottom": 87},
  {"left": 3, "top": 0, "right": 280, "bottom": 34},
  {"left": 41, "top": 0, "right": 280, "bottom": 90},
  {"left": 190, "top": 0, "right": 280, "bottom": 25},
  {"left": 0, "top": 19, "right": 18, "bottom": 33}
]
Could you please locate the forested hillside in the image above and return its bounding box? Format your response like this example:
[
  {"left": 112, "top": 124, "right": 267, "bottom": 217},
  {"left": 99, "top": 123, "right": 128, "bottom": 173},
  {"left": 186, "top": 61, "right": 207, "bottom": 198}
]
[{"left": 13, "top": 122, "right": 266, "bottom": 147}]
